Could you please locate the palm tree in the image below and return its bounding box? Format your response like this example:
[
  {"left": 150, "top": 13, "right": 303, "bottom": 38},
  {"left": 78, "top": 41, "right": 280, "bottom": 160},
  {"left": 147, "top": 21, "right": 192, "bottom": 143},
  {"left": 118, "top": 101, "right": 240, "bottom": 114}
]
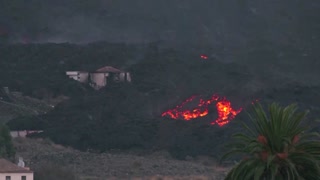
[{"left": 221, "top": 102, "right": 320, "bottom": 180}]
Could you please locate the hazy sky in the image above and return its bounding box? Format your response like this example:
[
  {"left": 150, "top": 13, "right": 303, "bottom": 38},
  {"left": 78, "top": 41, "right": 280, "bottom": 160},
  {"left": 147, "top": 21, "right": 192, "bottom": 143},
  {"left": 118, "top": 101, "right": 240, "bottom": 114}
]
[{"left": 0, "top": 0, "right": 319, "bottom": 47}]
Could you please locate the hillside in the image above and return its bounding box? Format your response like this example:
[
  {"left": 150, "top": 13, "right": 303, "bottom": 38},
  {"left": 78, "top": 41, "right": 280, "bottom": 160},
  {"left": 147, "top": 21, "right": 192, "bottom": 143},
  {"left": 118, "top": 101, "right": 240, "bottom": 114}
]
[
  {"left": 0, "top": 91, "right": 60, "bottom": 123},
  {"left": 1, "top": 1, "right": 319, "bottom": 179},
  {"left": 14, "top": 138, "right": 230, "bottom": 180},
  {"left": 1, "top": 41, "right": 320, "bottom": 160}
]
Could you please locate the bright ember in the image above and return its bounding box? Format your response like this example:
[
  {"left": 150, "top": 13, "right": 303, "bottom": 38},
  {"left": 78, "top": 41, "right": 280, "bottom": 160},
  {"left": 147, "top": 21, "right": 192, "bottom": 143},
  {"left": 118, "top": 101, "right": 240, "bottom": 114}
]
[
  {"left": 161, "top": 94, "right": 242, "bottom": 126},
  {"left": 200, "top": 55, "right": 208, "bottom": 59}
]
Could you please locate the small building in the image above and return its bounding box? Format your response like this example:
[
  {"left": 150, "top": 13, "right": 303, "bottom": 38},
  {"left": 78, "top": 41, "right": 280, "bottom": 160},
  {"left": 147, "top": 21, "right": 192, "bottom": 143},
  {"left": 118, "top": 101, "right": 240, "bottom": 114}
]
[
  {"left": 66, "top": 66, "right": 131, "bottom": 90},
  {"left": 0, "top": 158, "right": 33, "bottom": 180},
  {"left": 10, "top": 130, "right": 43, "bottom": 138}
]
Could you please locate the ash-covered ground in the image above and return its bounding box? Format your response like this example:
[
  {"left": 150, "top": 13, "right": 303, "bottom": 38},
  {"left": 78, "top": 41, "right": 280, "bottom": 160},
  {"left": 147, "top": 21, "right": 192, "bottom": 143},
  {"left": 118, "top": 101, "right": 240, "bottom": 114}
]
[
  {"left": 1, "top": 41, "right": 320, "bottom": 161},
  {"left": 1, "top": 2, "right": 319, "bottom": 177}
]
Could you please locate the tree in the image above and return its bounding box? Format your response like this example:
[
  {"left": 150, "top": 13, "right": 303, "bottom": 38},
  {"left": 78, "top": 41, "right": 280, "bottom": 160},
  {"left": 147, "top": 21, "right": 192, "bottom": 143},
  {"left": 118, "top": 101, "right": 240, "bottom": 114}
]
[
  {"left": 222, "top": 102, "right": 320, "bottom": 180},
  {"left": 0, "top": 124, "right": 15, "bottom": 159}
]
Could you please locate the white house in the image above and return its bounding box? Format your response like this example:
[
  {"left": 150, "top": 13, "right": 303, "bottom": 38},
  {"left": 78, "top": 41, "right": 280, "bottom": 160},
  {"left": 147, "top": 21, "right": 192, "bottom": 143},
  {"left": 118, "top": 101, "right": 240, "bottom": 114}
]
[
  {"left": 66, "top": 66, "right": 131, "bottom": 90},
  {"left": 0, "top": 158, "right": 33, "bottom": 180}
]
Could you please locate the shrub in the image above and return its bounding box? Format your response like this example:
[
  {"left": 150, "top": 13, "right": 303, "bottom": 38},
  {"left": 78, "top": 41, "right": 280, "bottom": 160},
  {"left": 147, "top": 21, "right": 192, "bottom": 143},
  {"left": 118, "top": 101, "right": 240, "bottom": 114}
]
[
  {"left": 222, "top": 102, "right": 320, "bottom": 179},
  {"left": 34, "top": 163, "right": 77, "bottom": 180},
  {"left": 6, "top": 116, "right": 48, "bottom": 131},
  {"left": 0, "top": 124, "right": 15, "bottom": 159}
]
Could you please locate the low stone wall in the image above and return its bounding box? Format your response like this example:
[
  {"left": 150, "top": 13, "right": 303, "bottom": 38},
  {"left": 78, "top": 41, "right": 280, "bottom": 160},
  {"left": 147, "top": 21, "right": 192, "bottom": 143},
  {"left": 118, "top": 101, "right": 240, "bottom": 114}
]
[{"left": 10, "top": 130, "right": 43, "bottom": 138}]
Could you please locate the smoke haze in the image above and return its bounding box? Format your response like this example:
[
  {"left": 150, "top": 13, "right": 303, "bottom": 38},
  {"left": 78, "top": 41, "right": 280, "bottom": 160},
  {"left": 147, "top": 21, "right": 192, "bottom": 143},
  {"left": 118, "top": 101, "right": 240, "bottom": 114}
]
[{"left": 1, "top": 0, "right": 319, "bottom": 48}]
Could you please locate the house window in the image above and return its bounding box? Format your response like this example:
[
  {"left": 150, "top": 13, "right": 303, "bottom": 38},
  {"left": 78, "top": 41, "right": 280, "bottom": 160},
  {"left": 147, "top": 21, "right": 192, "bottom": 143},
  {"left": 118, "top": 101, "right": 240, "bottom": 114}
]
[
  {"left": 21, "top": 176, "right": 26, "bottom": 180},
  {"left": 5, "top": 176, "right": 11, "bottom": 180}
]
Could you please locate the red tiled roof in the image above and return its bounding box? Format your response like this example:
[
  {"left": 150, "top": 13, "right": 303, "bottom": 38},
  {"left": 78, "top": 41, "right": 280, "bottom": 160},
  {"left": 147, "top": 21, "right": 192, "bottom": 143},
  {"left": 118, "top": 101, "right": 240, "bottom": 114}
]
[
  {"left": 95, "top": 66, "right": 124, "bottom": 73},
  {"left": 0, "top": 159, "right": 33, "bottom": 173}
]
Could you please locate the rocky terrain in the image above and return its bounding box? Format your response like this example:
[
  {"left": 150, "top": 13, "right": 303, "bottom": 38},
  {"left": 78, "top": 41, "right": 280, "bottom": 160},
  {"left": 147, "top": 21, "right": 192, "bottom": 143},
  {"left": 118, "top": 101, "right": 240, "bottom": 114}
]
[
  {"left": 1, "top": 1, "right": 319, "bottom": 179},
  {"left": 14, "top": 138, "right": 231, "bottom": 180},
  {"left": 2, "top": 41, "right": 320, "bottom": 160}
]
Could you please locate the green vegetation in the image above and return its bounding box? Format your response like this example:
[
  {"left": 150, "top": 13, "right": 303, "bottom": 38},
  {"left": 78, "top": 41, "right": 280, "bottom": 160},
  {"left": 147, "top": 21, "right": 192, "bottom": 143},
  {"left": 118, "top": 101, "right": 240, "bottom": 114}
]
[
  {"left": 222, "top": 103, "right": 320, "bottom": 179},
  {"left": 0, "top": 124, "right": 15, "bottom": 159}
]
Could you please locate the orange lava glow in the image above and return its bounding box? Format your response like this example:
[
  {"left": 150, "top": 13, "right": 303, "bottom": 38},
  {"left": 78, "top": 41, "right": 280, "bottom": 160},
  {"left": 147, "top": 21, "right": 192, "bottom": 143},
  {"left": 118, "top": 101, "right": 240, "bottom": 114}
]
[
  {"left": 212, "top": 98, "right": 242, "bottom": 126},
  {"left": 200, "top": 55, "right": 208, "bottom": 59},
  {"left": 161, "top": 94, "right": 242, "bottom": 126}
]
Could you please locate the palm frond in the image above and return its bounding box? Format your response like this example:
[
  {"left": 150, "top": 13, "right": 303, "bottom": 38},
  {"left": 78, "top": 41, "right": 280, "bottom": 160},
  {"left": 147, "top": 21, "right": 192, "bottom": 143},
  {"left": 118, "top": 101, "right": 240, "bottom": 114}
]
[{"left": 222, "top": 102, "right": 320, "bottom": 179}]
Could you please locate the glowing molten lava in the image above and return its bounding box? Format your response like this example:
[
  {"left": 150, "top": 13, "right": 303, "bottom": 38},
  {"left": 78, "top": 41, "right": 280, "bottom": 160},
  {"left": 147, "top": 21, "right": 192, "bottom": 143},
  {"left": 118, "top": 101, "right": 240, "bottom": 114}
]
[
  {"left": 212, "top": 99, "right": 242, "bottom": 126},
  {"left": 161, "top": 94, "right": 242, "bottom": 126},
  {"left": 200, "top": 54, "right": 208, "bottom": 59}
]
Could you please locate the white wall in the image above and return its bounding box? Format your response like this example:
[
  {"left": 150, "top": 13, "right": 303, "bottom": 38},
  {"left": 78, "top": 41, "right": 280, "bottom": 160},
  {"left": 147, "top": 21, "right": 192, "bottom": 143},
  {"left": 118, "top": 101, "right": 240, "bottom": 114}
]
[
  {"left": 10, "top": 130, "right": 43, "bottom": 138},
  {"left": 67, "top": 75, "right": 79, "bottom": 81},
  {"left": 78, "top": 72, "right": 89, "bottom": 83},
  {"left": 66, "top": 70, "right": 131, "bottom": 90},
  {"left": 90, "top": 73, "right": 109, "bottom": 90},
  {"left": 126, "top": 72, "right": 132, "bottom": 82},
  {"left": 119, "top": 72, "right": 125, "bottom": 81},
  {"left": 0, "top": 173, "right": 33, "bottom": 180},
  {"left": 66, "top": 71, "right": 89, "bottom": 83},
  {"left": 66, "top": 71, "right": 79, "bottom": 81}
]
